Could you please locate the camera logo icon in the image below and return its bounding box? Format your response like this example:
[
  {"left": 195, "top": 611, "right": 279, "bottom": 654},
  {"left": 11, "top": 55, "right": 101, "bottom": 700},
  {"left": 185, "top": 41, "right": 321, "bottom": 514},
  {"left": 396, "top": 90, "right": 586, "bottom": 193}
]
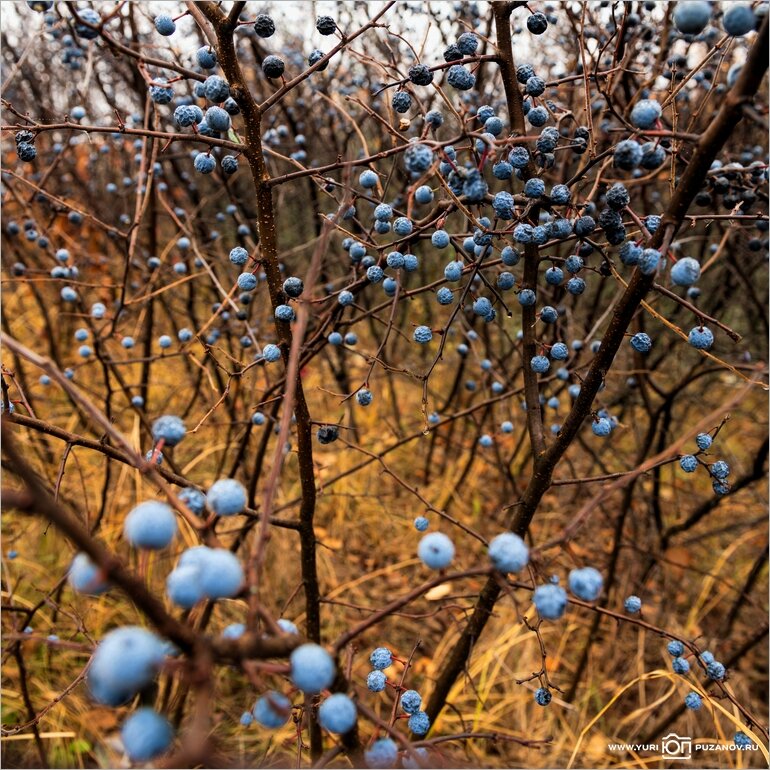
[{"left": 661, "top": 733, "right": 693, "bottom": 760}]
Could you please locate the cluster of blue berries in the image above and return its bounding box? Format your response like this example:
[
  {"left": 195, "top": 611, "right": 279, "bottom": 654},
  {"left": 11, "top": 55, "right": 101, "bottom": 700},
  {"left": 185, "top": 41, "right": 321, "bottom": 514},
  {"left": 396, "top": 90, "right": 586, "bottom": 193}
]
[{"left": 679, "top": 431, "right": 731, "bottom": 495}]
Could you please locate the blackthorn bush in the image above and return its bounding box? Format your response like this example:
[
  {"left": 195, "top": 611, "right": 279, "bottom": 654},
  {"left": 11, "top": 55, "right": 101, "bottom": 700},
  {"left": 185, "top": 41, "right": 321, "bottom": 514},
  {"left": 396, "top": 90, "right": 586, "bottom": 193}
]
[{"left": 1, "top": 2, "right": 768, "bottom": 769}]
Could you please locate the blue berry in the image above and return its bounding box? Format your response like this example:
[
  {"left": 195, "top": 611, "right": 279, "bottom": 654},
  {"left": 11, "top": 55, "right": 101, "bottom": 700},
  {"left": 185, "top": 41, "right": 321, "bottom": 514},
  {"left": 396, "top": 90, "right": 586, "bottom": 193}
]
[
  {"left": 149, "top": 78, "right": 174, "bottom": 104},
  {"left": 369, "top": 647, "right": 393, "bottom": 670},
  {"left": 358, "top": 169, "right": 379, "bottom": 189},
  {"left": 431, "top": 230, "right": 450, "bottom": 249},
  {"left": 413, "top": 326, "right": 433, "bottom": 344},
  {"left": 283, "top": 277, "right": 303, "bottom": 297},
  {"left": 614, "top": 139, "right": 643, "bottom": 170},
  {"left": 275, "top": 304, "right": 295, "bottom": 322},
  {"left": 606, "top": 183, "right": 630, "bottom": 210},
  {"left": 194, "top": 152, "right": 216, "bottom": 174},
  {"left": 673, "top": 1, "right": 712, "bottom": 34},
  {"left": 253, "top": 13, "right": 275, "bottom": 36},
  {"left": 568, "top": 567, "right": 603, "bottom": 601},
  {"left": 364, "top": 738, "right": 398, "bottom": 769},
  {"left": 550, "top": 184, "right": 571, "bottom": 204},
  {"left": 734, "top": 731, "right": 753, "bottom": 749},
  {"left": 527, "top": 106, "right": 548, "bottom": 127},
  {"left": 124, "top": 501, "right": 177, "bottom": 549},
  {"left": 68, "top": 553, "right": 110, "bottom": 595},
  {"left": 253, "top": 691, "right": 292, "bottom": 728},
  {"left": 394, "top": 216, "right": 413, "bottom": 236},
  {"left": 151, "top": 415, "right": 186, "bottom": 446},
  {"left": 710, "top": 460, "right": 730, "bottom": 479},
  {"left": 446, "top": 64, "right": 475, "bottom": 90},
  {"left": 509, "top": 147, "right": 530, "bottom": 169},
  {"left": 402, "top": 748, "right": 430, "bottom": 770},
  {"left": 723, "top": 4, "right": 756, "bottom": 36},
  {"left": 318, "top": 694, "right": 357, "bottom": 734},
  {"left": 639, "top": 248, "right": 661, "bottom": 275},
  {"left": 488, "top": 532, "right": 529, "bottom": 573},
  {"left": 533, "top": 584, "right": 568, "bottom": 620},
  {"left": 518, "top": 289, "right": 536, "bottom": 306},
  {"left": 672, "top": 657, "right": 690, "bottom": 675},
  {"left": 174, "top": 105, "right": 203, "bottom": 128},
  {"left": 184, "top": 547, "right": 243, "bottom": 600},
  {"left": 415, "top": 185, "right": 433, "bottom": 204},
  {"left": 706, "top": 660, "right": 726, "bottom": 680},
  {"left": 527, "top": 11, "right": 548, "bottom": 34},
  {"left": 121, "top": 709, "right": 173, "bottom": 761},
  {"left": 574, "top": 216, "right": 596, "bottom": 237},
  {"left": 357, "top": 388, "right": 373, "bottom": 406},
  {"left": 178, "top": 487, "right": 206, "bottom": 516},
  {"left": 204, "top": 75, "right": 230, "bottom": 102},
  {"left": 408, "top": 64, "right": 433, "bottom": 86},
  {"left": 485, "top": 116, "right": 503, "bottom": 135},
  {"left": 592, "top": 418, "right": 612, "bottom": 437},
  {"left": 473, "top": 296, "right": 493, "bottom": 318},
  {"left": 667, "top": 640, "right": 685, "bottom": 657},
  {"left": 630, "top": 332, "right": 652, "bottom": 354},
  {"left": 418, "top": 532, "right": 454, "bottom": 569},
  {"left": 444, "top": 261, "right": 464, "bottom": 282},
  {"left": 535, "top": 687, "right": 552, "bottom": 706},
  {"left": 404, "top": 143, "right": 433, "bottom": 174},
  {"left": 262, "top": 55, "right": 285, "bottom": 79},
  {"left": 367, "top": 670, "right": 386, "bottom": 691},
  {"left": 630, "top": 99, "right": 662, "bottom": 129},
  {"left": 308, "top": 49, "right": 328, "bottom": 69},
  {"left": 524, "top": 178, "right": 546, "bottom": 199},
  {"left": 392, "top": 91, "right": 412, "bottom": 113},
  {"left": 457, "top": 31, "right": 478, "bottom": 54},
  {"left": 501, "top": 246, "right": 520, "bottom": 266},
  {"left": 688, "top": 326, "right": 714, "bottom": 350},
  {"left": 624, "top": 595, "right": 642, "bottom": 613},
  {"left": 696, "top": 433, "right": 713, "bottom": 451},
  {"left": 290, "top": 644, "right": 335, "bottom": 693},
  {"left": 240, "top": 711, "right": 254, "bottom": 726},
  {"left": 531, "top": 355, "right": 550, "bottom": 374},
  {"left": 671, "top": 257, "right": 701, "bottom": 286},
  {"left": 526, "top": 76, "right": 546, "bottom": 96},
  {"left": 206, "top": 479, "right": 246, "bottom": 516},
  {"left": 88, "top": 627, "right": 166, "bottom": 705},
  {"left": 316, "top": 15, "right": 336, "bottom": 34},
  {"left": 545, "top": 266, "right": 563, "bottom": 285},
  {"left": 497, "top": 272, "right": 516, "bottom": 290},
  {"left": 154, "top": 15, "right": 176, "bottom": 35},
  {"left": 262, "top": 344, "right": 281, "bottom": 362},
  {"left": 493, "top": 191, "right": 515, "bottom": 219},
  {"left": 197, "top": 46, "right": 217, "bottom": 69},
  {"left": 396, "top": 689, "right": 421, "bottom": 715},
  {"left": 408, "top": 711, "right": 430, "bottom": 735},
  {"left": 680, "top": 455, "right": 698, "bottom": 473},
  {"left": 238, "top": 273, "right": 258, "bottom": 291},
  {"left": 493, "top": 161, "right": 513, "bottom": 179},
  {"left": 219, "top": 154, "right": 239, "bottom": 177},
  {"left": 684, "top": 692, "right": 702, "bottom": 710},
  {"left": 17, "top": 142, "right": 37, "bottom": 162},
  {"left": 514, "top": 224, "right": 534, "bottom": 243}
]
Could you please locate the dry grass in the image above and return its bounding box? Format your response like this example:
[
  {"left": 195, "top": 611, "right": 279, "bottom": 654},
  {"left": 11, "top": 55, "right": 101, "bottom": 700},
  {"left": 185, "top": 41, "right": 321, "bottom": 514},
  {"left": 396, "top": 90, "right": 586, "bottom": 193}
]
[{"left": 2, "top": 312, "right": 767, "bottom": 768}]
